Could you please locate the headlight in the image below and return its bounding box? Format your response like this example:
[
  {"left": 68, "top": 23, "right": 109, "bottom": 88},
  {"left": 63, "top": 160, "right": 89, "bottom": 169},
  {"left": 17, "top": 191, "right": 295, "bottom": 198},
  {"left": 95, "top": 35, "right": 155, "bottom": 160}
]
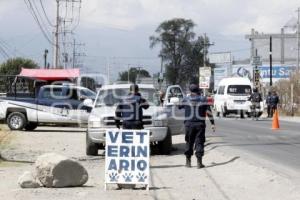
[
  {"left": 152, "top": 120, "right": 168, "bottom": 127},
  {"left": 88, "top": 120, "right": 102, "bottom": 128}
]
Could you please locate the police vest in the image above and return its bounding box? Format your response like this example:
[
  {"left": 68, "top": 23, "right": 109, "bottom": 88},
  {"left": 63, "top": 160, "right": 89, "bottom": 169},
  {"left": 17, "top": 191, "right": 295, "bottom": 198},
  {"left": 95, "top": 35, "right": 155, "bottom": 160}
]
[
  {"left": 121, "top": 95, "right": 143, "bottom": 121},
  {"left": 184, "top": 96, "right": 207, "bottom": 122}
]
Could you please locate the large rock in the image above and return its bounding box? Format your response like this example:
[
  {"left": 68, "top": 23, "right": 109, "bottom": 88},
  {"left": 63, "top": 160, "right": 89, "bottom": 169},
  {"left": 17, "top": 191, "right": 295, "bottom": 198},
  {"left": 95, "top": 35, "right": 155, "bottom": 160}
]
[
  {"left": 18, "top": 171, "right": 41, "bottom": 188},
  {"left": 35, "top": 153, "right": 88, "bottom": 188}
]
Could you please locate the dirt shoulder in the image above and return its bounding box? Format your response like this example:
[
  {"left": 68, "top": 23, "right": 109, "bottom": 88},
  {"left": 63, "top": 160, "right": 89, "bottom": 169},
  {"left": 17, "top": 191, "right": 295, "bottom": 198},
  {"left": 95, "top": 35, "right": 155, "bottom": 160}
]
[{"left": 0, "top": 127, "right": 299, "bottom": 200}]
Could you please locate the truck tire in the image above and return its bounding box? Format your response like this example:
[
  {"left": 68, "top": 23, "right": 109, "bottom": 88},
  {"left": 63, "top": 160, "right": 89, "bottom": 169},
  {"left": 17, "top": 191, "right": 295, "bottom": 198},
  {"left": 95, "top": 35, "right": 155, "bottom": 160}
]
[
  {"left": 86, "top": 133, "right": 98, "bottom": 156},
  {"left": 7, "top": 112, "right": 27, "bottom": 130},
  {"left": 158, "top": 128, "right": 172, "bottom": 155},
  {"left": 24, "top": 122, "right": 38, "bottom": 131}
]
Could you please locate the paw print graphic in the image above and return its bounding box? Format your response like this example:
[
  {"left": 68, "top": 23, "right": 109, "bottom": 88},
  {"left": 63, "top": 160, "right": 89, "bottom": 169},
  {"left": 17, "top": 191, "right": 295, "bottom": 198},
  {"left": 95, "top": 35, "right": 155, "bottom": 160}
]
[
  {"left": 136, "top": 172, "right": 147, "bottom": 182},
  {"left": 109, "top": 172, "right": 119, "bottom": 182},
  {"left": 123, "top": 173, "right": 134, "bottom": 182}
]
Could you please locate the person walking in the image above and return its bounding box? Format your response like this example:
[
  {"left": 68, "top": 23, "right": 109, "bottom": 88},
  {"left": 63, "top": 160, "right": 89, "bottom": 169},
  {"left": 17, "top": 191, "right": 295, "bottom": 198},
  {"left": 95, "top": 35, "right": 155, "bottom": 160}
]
[
  {"left": 266, "top": 91, "right": 272, "bottom": 118},
  {"left": 178, "top": 84, "right": 215, "bottom": 169},
  {"left": 115, "top": 84, "right": 149, "bottom": 130},
  {"left": 248, "top": 88, "right": 262, "bottom": 120},
  {"left": 270, "top": 91, "right": 279, "bottom": 117}
]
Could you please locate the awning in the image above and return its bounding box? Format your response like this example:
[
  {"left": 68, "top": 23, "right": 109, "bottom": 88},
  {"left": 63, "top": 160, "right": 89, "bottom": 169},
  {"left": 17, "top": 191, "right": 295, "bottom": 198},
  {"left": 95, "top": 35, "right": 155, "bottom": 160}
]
[{"left": 19, "top": 68, "right": 80, "bottom": 81}]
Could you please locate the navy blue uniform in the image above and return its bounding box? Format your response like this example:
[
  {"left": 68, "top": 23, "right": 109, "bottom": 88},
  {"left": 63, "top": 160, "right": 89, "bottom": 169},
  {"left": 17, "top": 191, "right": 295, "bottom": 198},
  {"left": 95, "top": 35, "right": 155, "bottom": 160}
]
[
  {"left": 115, "top": 93, "right": 149, "bottom": 129},
  {"left": 266, "top": 93, "right": 272, "bottom": 117},
  {"left": 270, "top": 93, "right": 279, "bottom": 117},
  {"left": 178, "top": 94, "right": 215, "bottom": 158}
]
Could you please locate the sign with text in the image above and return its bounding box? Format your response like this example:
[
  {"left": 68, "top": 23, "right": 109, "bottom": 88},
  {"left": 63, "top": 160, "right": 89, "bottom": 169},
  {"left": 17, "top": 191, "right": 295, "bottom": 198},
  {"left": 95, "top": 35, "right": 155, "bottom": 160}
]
[
  {"left": 199, "top": 67, "right": 211, "bottom": 89},
  {"left": 105, "top": 129, "right": 150, "bottom": 187}
]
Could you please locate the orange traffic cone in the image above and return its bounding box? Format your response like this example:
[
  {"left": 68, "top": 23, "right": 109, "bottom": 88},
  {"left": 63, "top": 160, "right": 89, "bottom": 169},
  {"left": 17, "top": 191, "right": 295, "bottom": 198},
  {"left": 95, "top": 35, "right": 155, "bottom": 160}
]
[{"left": 272, "top": 110, "right": 280, "bottom": 130}]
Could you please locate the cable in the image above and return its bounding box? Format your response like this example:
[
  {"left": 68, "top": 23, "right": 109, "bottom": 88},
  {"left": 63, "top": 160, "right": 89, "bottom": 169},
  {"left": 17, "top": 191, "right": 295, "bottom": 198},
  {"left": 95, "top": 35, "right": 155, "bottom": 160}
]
[
  {"left": 24, "top": 0, "right": 54, "bottom": 45},
  {"left": 39, "top": 0, "right": 55, "bottom": 26}
]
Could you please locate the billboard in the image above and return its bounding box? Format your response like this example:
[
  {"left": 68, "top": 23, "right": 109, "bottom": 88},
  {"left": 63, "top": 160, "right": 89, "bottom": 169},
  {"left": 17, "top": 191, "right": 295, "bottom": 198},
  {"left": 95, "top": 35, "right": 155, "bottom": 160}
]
[
  {"left": 214, "top": 65, "right": 229, "bottom": 90},
  {"left": 209, "top": 52, "right": 231, "bottom": 64}
]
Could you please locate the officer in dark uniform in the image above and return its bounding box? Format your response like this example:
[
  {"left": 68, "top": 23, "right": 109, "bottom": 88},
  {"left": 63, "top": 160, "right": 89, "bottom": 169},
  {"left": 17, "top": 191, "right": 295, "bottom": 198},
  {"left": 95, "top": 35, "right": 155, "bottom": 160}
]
[
  {"left": 266, "top": 92, "right": 272, "bottom": 118},
  {"left": 115, "top": 84, "right": 149, "bottom": 129},
  {"left": 178, "top": 84, "right": 215, "bottom": 169},
  {"left": 270, "top": 90, "right": 279, "bottom": 117},
  {"left": 248, "top": 88, "right": 262, "bottom": 120}
]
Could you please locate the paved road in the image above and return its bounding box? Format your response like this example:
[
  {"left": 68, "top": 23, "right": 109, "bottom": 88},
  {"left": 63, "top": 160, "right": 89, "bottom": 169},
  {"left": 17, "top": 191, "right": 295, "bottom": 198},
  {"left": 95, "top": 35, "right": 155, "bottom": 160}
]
[{"left": 212, "top": 116, "right": 300, "bottom": 178}]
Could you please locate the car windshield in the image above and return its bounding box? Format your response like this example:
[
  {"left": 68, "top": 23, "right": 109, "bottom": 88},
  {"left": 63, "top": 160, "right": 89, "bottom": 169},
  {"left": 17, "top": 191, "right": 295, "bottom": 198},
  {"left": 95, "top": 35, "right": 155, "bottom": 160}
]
[
  {"left": 95, "top": 88, "right": 159, "bottom": 107},
  {"left": 80, "top": 88, "right": 96, "bottom": 99},
  {"left": 227, "top": 85, "right": 251, "bottom": 96}
]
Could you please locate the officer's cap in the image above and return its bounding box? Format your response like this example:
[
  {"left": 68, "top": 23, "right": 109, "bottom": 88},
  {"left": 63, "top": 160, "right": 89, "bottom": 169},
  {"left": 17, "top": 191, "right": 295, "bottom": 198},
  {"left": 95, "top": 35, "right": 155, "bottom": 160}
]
[{"left": 189, "top": 84, "right": 200, "bottom": 93}]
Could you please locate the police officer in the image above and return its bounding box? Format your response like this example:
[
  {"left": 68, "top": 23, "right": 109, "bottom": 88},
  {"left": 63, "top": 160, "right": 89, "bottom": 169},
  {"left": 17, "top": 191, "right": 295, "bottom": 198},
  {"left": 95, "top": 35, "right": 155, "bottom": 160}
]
[
  {"left": 266, "top": 92, "right": 272, "bottom": 118},
  {"left": 115, "top": 84, "right": 149, "bottom": 129},
  {"left": 178, "top": 84, "right": 215, "bottom": 169},
  {"left": 248, "top": 88, "right": 262, "bottom": 120},
  {"left": 270, "top": 90, "right": 279, "bottom": 117}
]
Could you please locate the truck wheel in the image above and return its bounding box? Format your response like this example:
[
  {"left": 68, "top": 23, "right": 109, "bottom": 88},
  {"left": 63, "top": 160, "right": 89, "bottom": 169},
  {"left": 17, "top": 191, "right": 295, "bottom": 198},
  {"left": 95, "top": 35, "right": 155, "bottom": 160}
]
[
  {"left": 7, "top": 112, "right": 27, "bottom": 130},
  {"left": 24, "top": 122, "right": 38, "bottom": 131},
  {"left": 86, "top": 133, "right": 98, "bottom": 156},
  {"left": 158, "top": 128, "right": 172, "bottom": 155}
]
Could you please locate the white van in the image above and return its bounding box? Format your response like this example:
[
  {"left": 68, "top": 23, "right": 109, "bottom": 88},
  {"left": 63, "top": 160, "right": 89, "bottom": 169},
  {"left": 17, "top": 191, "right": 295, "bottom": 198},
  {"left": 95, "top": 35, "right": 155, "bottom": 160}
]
[{"left": 214, "top": 77, "right": 262, "bottom": 118}]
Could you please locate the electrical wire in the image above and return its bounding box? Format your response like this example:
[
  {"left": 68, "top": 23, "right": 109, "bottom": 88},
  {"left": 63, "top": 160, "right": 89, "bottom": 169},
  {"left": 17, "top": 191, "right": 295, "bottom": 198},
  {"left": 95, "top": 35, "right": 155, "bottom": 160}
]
[
  {"left": 39, "top": 0, "right": 55, "bottom": 27},
  {"left": 24, "top": 0, "right": 54, "bottom": 45}
]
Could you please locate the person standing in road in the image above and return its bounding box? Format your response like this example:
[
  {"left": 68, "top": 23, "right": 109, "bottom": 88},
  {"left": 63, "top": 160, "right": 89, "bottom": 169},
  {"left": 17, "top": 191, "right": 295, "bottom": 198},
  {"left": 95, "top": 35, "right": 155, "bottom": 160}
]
[
  {"left": 248, "top": 88, "right": 262, "bottom": 120},
  {"left": 178, "top": 84, "right": 215, "bottom": 169},
  {"left": 115, "top": 84, "right": 149, "bottom": 130},
  {"left": 266, "top": 91, "right": 272, "bottom": 118},
  {"left": 270, "top": 91, "right": 279, "bottom": 117}
]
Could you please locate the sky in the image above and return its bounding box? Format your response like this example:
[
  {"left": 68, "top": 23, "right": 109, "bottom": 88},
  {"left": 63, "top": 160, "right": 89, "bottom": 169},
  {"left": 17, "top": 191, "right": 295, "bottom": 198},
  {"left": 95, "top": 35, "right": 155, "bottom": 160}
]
[{"left": 0, "top": 0, "right": 299, "bottom": 80}]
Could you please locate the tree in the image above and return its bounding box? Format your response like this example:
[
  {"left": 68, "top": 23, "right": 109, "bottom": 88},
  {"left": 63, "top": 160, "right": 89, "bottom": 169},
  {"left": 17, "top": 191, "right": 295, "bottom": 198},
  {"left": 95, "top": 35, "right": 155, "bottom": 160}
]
[
  {"left": 150, "top": 18, "right": 210, "bottom": 86},
  {"left": 118, "top": 67, "right": 151, "bottom": 83},
  {"left": 0, "top": 57, "right": 38, "bottom": 76}
]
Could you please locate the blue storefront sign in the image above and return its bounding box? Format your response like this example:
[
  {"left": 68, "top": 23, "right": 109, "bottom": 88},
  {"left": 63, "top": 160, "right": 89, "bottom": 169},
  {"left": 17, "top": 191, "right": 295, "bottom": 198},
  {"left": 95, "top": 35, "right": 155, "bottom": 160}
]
[{"left": 258, "top": 66, "right": 296, "bottom": 79}]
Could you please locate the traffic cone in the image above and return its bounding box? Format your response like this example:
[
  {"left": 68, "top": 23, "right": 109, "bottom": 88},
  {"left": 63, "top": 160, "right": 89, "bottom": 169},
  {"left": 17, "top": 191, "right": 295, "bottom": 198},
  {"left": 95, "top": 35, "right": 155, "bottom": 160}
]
[{"left": 272, "top": 110, "right": 280, "bottom": 130}]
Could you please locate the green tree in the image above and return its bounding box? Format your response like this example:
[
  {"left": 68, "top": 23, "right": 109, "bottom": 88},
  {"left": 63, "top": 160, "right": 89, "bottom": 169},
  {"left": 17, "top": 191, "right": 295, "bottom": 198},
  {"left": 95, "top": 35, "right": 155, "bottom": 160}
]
[
  {"left": 0, "top": 57, "right": 38, "bottom": 76},
  {"left": 118, "top": 67, "right": 151, "bottom": 83},
  {"left": 150, "top": 18, "right": 209, "bottom": 85}
]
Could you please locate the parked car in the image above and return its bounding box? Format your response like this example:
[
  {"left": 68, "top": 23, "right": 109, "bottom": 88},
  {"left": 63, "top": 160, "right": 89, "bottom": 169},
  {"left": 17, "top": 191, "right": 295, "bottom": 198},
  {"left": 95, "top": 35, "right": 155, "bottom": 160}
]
[
  {"left": 85, "top": 84, "right": 185, "bottom": 156},
  {"left": 0, "top": 84, "right": 96, "bottom": 131}
]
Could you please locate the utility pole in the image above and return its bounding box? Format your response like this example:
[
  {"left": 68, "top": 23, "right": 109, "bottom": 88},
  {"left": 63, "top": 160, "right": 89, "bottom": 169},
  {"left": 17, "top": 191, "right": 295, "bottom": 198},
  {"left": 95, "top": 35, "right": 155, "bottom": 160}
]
[
  {"left": 44, "top": 49, "right": 48, "bottom": 69},
  {"left": 72, "top": 39, "right": 85, "bottom": 68},
  {"left": 53, "top": 0, "right": 60, "bottom": 68},
  {"left": 270, "top": 36, "right": 273, "bottom": 86},
  {"left": 296, "top": 7, "right": 300, "bottom": 71}
]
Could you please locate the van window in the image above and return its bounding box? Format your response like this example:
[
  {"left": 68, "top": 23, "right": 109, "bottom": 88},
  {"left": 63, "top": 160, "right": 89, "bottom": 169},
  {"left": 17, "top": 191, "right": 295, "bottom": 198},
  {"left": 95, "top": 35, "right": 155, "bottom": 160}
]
[
  {"left": 227, "top": 85, "right": 251, "bottom": 95},
  {"left": 218, "top": 86, "right": 225, "bottom": 95}
]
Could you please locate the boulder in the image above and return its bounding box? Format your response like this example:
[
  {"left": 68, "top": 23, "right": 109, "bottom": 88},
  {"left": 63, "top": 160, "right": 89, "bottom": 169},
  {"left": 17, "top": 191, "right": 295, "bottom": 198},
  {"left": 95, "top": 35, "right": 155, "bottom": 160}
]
[
  {"left": 35, "top": 153, "right": 88, "bottom": 188},
  {"left": 18, "top": 171, "right": 40, "bottom": 188}
]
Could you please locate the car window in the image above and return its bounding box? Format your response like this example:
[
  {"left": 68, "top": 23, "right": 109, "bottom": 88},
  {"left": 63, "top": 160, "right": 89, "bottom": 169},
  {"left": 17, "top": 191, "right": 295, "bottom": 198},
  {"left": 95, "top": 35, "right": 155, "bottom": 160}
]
[
  {"left": 95, "top": 88, "right": 158, "bottom": 107},
  {"left": 41, "top": 88, "right": 64, "bottom": 99},
  {"left": 79, "top": 88, "right": 96, "bottom": 99},
  {"left": 167, "top": 87, "right": 183, "bottom": 102},
  {"left": 65, "top": 88, "right": 79, "bottom": 100},
  {"left": 218, "top": 86, "right": 225, "bottom": 95},
  {"left": 227, "top": 85, "right": 252, "bottom": 95}
]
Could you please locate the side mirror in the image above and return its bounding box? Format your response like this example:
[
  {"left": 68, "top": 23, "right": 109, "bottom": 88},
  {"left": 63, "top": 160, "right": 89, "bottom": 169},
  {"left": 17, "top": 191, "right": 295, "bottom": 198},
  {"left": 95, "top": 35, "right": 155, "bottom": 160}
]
[
  {"left": 83, "top": 98, "right": 93, "bottom": 107},
  {"left": 167, "top": 97, "right": 180, "bottom": 105}
]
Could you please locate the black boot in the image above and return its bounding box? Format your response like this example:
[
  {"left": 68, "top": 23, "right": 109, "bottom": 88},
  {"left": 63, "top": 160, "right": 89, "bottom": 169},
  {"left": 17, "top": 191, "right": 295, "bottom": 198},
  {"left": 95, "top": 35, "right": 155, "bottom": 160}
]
[
  {"left": 185, "top": 157, "right": 191, "bottom": 168},
  {"left": 197, "top": 157, "right": 205, "bottom": 169}
]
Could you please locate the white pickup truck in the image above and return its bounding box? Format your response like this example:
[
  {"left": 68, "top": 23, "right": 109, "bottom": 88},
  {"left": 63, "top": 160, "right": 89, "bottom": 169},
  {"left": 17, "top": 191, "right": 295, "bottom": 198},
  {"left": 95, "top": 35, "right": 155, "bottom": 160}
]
[
  {"left": 86, "top": 84, "right": 185, "bottom": 156},
  {"left": 0, "top": 84, "right": 96, "bottom": 131}
]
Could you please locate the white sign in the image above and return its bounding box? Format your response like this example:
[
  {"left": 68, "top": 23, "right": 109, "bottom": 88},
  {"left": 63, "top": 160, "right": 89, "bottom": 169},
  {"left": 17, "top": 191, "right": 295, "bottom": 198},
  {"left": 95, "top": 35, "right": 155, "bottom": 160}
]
[
  {"left": 199, "top": 67, "right": 211, "bottom": 89},
  {"left": 105, "top": 129, "right": 150, "bottom": 189},
  {"left": 209, "top": 52, "right": 231, "bottom": 64}
]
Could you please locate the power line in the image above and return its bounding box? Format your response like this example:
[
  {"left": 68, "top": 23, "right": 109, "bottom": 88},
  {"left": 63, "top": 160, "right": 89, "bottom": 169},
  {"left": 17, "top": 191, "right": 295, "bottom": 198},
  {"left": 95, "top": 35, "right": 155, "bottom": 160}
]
[
  {"left": 39, "top": 0, "right": 55, "bottom": 26},
  {"left": 24, "top": 0, "right": 54, "bottom": 45}
]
